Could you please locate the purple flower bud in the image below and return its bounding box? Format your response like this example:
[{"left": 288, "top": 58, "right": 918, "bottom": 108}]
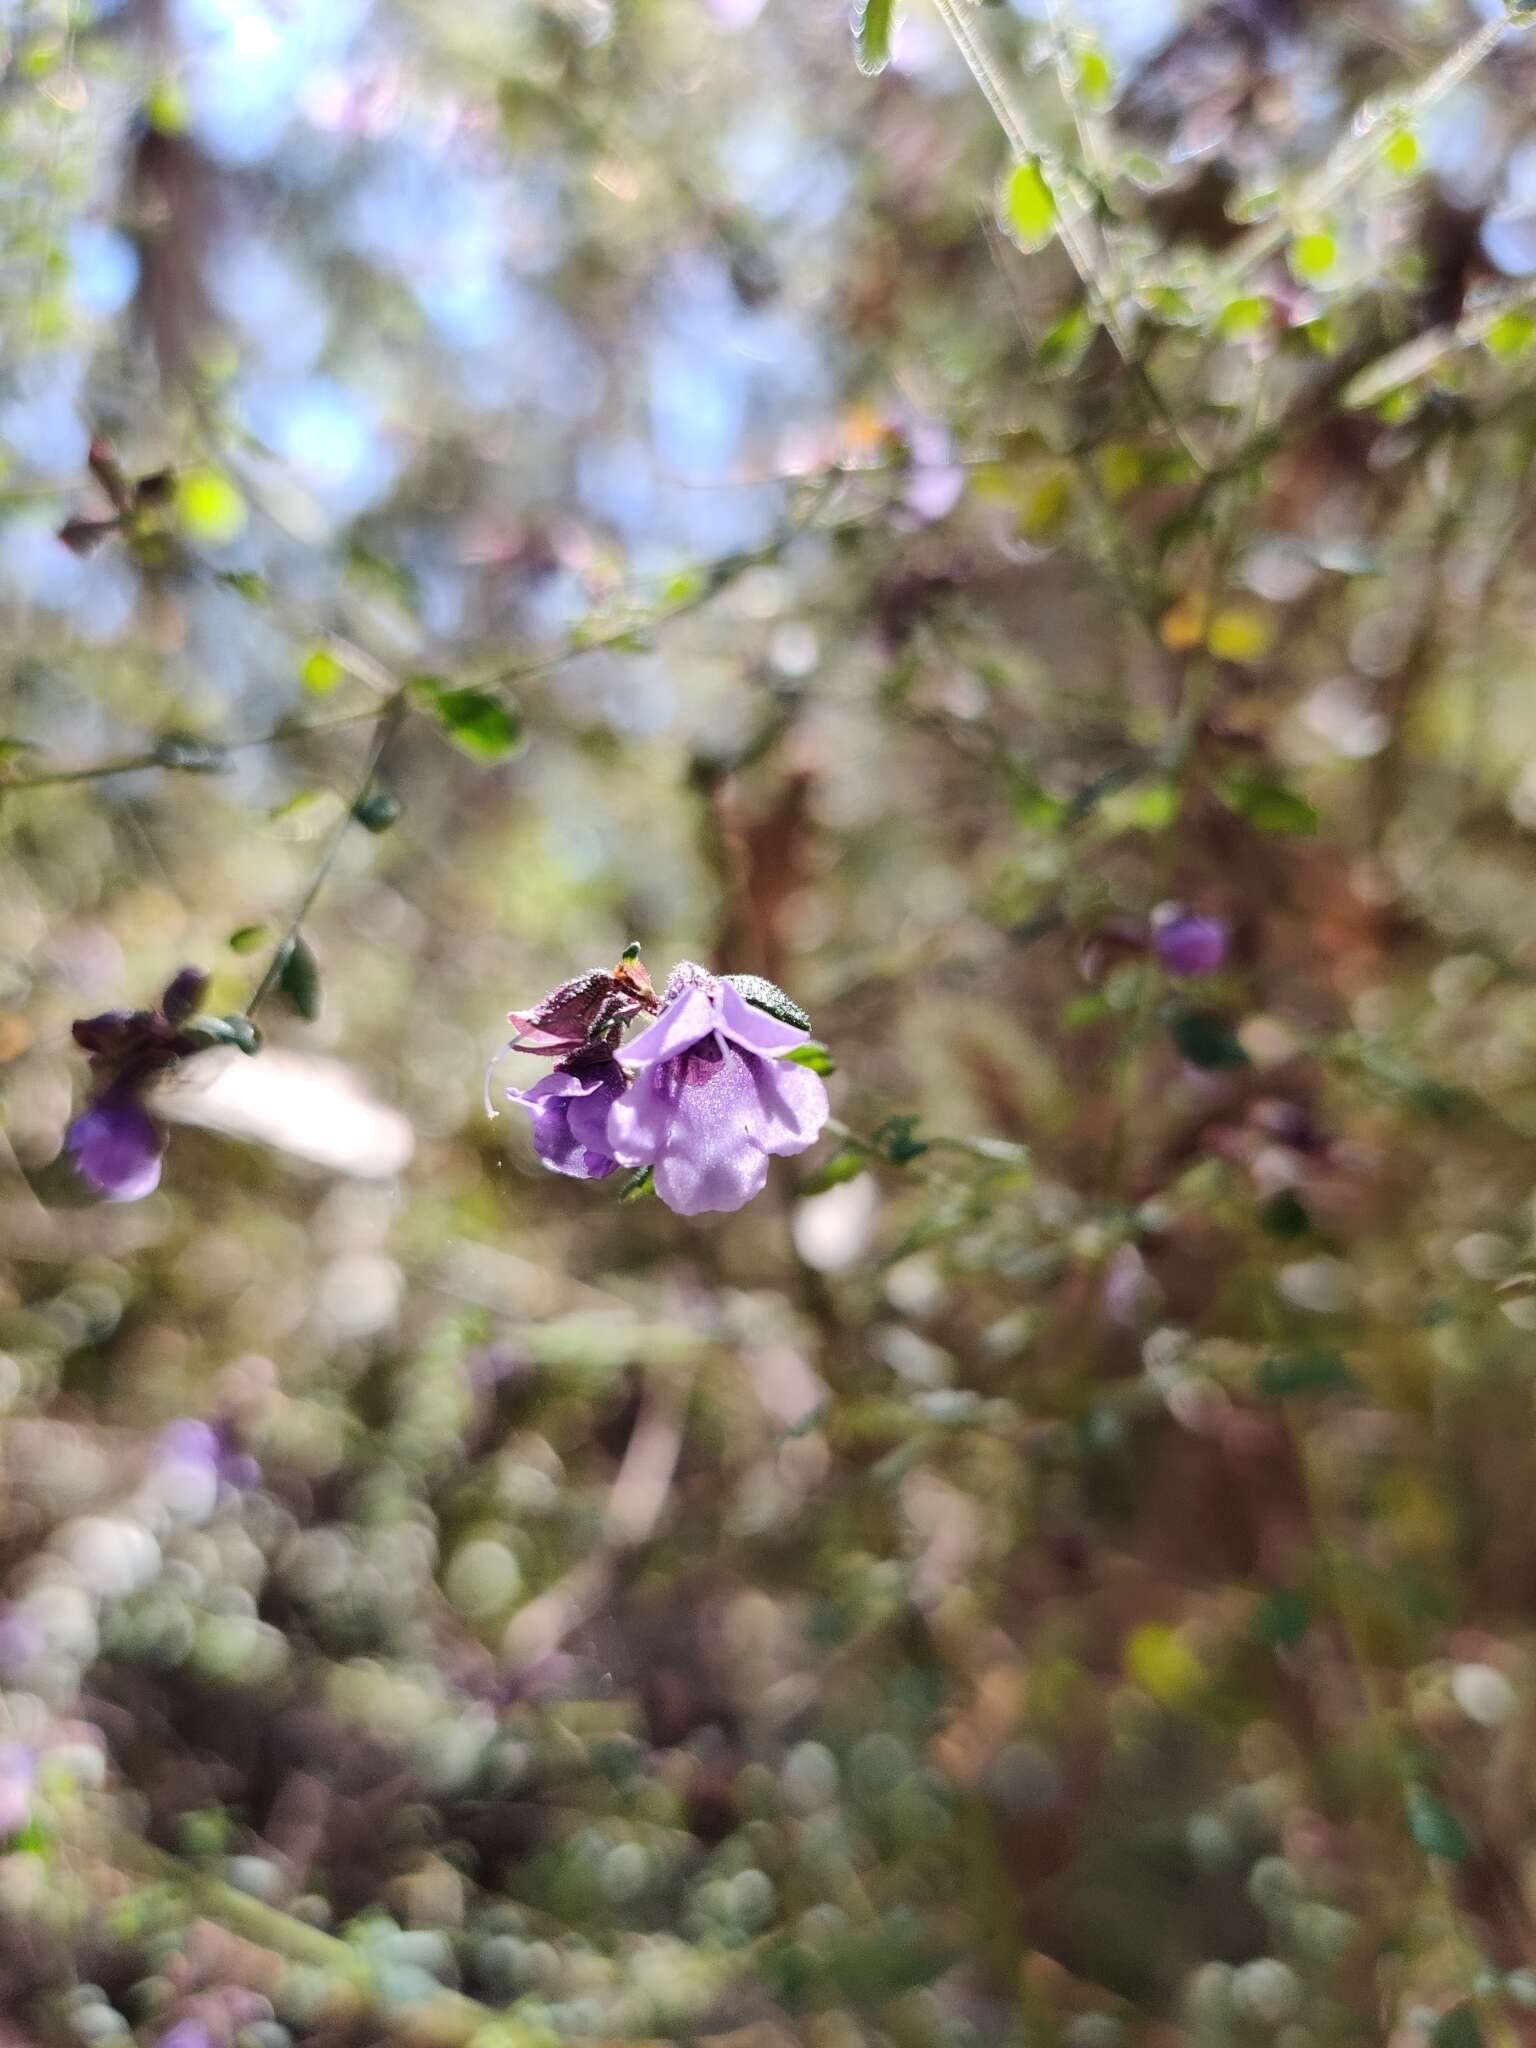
[
  {"left": 65, "top": 1090, "right": 164, "bottom": 1201},
  {"left": 506, "top": 1052, "right": 629, "bottom": 1180},
  {"left": 1152, "top": 910, "right": 1230, "bottom": 978},
  {"left": 160, "top": 966, "right": 209, "bottom": 1024},
  {"left": 604, "top": 964, "right": 829, "bottom": 1216}
]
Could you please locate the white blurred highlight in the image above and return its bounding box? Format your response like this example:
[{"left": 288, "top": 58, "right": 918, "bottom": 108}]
[{"left": 163, "top": 1049, "right": 414, "bottom": 1178}]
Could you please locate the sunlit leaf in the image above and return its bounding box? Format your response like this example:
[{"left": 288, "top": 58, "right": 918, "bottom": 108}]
[
  {"left": 785, "top": 1040, "right": 835, "bottom": 1075},
  {"left": 228, "top": 924, "right": 269, "bottom": 954},
  {"left": 1002, "top": 157, "right": 1058, "bottom": 253},
  {"left": 425, "top": 684, "right": 525, "bottom": 762},
  {"left": 1290, "top": 230, "right": 1338, "bottom": 286},
  {"left": 175, "top": 468, "right": 247, "bottom": 546},
  {"left": 301, "top": 648, "right": 345, "bottom": 695},
  {"left": 853, "top": 0, "right": 895, "bottom": 76}
]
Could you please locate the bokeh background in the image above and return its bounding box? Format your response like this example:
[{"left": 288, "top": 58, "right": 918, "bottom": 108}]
[{"left": 11, "top": 0, "right": 1536, "bottom": 2042}]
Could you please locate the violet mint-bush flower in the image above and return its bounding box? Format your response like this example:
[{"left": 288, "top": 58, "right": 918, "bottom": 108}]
[
  {"left": 504, "top": 1051, "right": 629, "bottom": 1181},
  {"left": 605, "top": 962, "right": 829, "bottom": 1216},
  {"left": 65, "top": 965, "right": 211, "bottom": 1201}
]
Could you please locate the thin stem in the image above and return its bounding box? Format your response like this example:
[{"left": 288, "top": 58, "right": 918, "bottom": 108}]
[
  {"left": 1223, "top": 16, "right": 1508, "bottom": 285},
  {"left": 473, "top": 475, "right": 843, "bottom": 699},
  {"left": 0, "top": 708, "right": 385, "bottom": 795},
  {"left": 244, "top": 690, "right": 409, "bottom": 1020},
  {"left": 929, "top": 0, "right": 1206, "bottom": 473}
]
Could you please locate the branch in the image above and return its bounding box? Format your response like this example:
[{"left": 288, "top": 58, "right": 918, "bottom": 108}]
[
  {"left": 244, "top": 689, "right": 409, "bottom": 1020},
  {"left": 1223, "top": 15, "right": 1509, "bottom": 285}
]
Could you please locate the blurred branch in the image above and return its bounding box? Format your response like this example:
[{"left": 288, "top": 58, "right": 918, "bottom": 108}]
[
  {"left": 929, "top": 0, "right": 1205, "bottom": 473},
  {"left": 1223, "top": 15, "right": 1511, "bottom": 285},
  {"left": 244, "top": 689, "right": 409, "bottom": 1020}
]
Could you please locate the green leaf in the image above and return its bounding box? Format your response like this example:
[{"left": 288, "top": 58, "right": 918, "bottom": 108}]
[
  {"left": 619, "top": 1165, "right": 655, "bottom": 1204},
  {"left": 1035, "top": 301, "right": 1094, "bottom": 374},
  {"left": 800, "top": 1146, "right": 868, "bottom": 1194},
  {"left": 724, "top": 973, "right": 812, "bottom": 1032},
  {"left": 1382, "top": 125, "right": 1419, "bottom": 177},
  {"left": 1486, "top": 308, "right": 1536, "bottom": 360},
  {"left": 300, "top": 647, "right": 345, "bottom": 695},
  {"left": 0, "top": 739, "right": 38, "bottom": 766},
  {"left": 1002, "top": 157, "right": 1058, "bottom": 253},
  {"left": 276, "top": 936, "right": 323, "bottom": 1023},
  {"left": 1431, "top": 2003, "right": 1483, "bottom": 2048},
  {"left": 217, "top": 570, "right": 268, "bottom": 604},
  {"left": 1169, "top": 1008, "right": 1249, "bottom": 1071},
  {"left": 1405, "top": 1786, "right": 1473, "bottom": 1863},
  {"left": 1075, "top": 45, "right": 1112, "bottom": 105},
  {"left": 1290, "top": 230, "right": 1338, "bottom": 286},
  {"left": 854, "top": 0, "right": 895, "bottom": 75},
  {"left": 1220, "top": 773, "right": 1318, "bottom": 835},
  {"left": 228, "top": 924, "right": 270, "bottom": 955},
  {"left": 425, "top": 683, "right": 525, "bottom": 762},
  {"left": 175, "top": 468, "right": 247, "bottom": 545},
  {"left": 1252, "top": 1585, "right": 1311, "bottom": 1649},
  {"left": 1256, "top": 1350, "right": 1354, "bottom": 1399},
  {"left": 352, "top": 789, "right": 402, "bottom": 833},
  {"left": 785, "top": 1040, "right": 835, "bottom": 1075},
  {"left": 873, "top": 1113, "right": 929, "bottom": 1164},
  {"left": 1260, "top": 1189, "right": 1312, "bottom": 1240}
]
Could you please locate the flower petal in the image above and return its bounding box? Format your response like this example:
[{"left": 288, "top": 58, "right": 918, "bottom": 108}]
[
  {"left": 750, "top": 1054, "right": 830, "bottom": 1155},
  {"left": 716, "top": 980, "right": 810, "bottom": 1054},
  {"left": 615, "top": 985, "right": 719, "bottom": 1069}
]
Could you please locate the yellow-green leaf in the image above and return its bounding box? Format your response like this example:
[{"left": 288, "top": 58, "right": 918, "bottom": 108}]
[
  {"left": 176, "top": 468, "right": 247, "bottom": 546},
  {"left": 300, "top": 648, "right": 345, "bottom": 695},
  {"left": 1002, "top": 158, "right": 1057, "bottom": 254}
]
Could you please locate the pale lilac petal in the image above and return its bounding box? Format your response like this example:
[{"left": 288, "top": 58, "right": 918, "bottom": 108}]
[
  {"left": 506, "top": 1059, "right": 625, "bottom": 1180},
  {"left": 617, "top": 986, "right": 720, "bottom": 1069},
  {"left": 716, "top": 981, "right": 809, "bottom": 1054},
  {"left": 653, "top": 1133, "right": 771, "bottom": 1216},
  {"left": 751, "top": 1055, "right": 830, "bottom": 1154}
]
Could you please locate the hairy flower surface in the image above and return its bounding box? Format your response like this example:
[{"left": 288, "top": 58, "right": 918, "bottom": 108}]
[{"left": 605, "top": 965, "right": 828, "bottom": 1215}]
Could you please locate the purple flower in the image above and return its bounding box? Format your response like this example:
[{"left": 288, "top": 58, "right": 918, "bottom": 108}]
[
  {"left": 66, "top": 965, "right": 212, "bottom": 1202},
  {"left": 155, "top": 1416, "right": 260, "bottom": 1495},
  {"left": 505, "top": 1052, "right": 628, "bottom": 1181},
  {"left": 1152, "top": 910, "right": 1230, "bottom": 978},
  {"left": 604, "top": 965, "right": 829, "bottom": 1216},
  {"left": 65, "top": 1089, "right": 164, "bottom": 1201}
]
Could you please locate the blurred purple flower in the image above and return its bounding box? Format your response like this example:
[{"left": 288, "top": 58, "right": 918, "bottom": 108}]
[
  {"left": 505, "top": 1052, "right": 628, "bottom": 1181},
  {"left": 156, "top": 2024, "right": 213, "bottom": 2048},
  {"left": 66, "top": 965, "right": 211, "bottom": 1202},
  {"left": 0, "top": 1744, "right": 33, "bottom": 1837},
  {"left": 1152, "top": 910, "right": 1230, "bottom": 978},
  {"left": 900, "top": 422, "right": 965, "bottom": 525},
  {"left": 65, "top": 1090, "right": 164, "bottom": 1201},
  {"left": 156, "top": 1417, "right": 260, "bottom": 1494},
  {"left": 0, "top": 1605, "right": 43, "bottom": 1680},
  {"left": 605, "top": 964, "right": 828, "bottom": 1215}
]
